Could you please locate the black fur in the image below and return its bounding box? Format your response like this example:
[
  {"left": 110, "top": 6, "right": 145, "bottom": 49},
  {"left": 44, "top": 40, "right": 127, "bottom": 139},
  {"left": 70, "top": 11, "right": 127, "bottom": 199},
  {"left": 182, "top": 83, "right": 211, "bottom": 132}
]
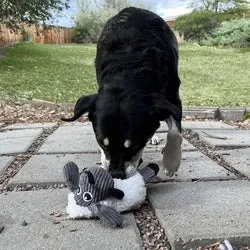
[{"left": 61, "top": 7, "right": 182, "bottom": 179}]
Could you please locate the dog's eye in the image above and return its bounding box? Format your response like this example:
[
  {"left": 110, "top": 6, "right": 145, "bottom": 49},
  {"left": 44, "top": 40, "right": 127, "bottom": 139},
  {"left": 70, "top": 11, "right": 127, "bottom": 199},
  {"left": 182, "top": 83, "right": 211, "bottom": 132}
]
[{"left": 83, "top": 191, "right": 93, "bottom": 202}]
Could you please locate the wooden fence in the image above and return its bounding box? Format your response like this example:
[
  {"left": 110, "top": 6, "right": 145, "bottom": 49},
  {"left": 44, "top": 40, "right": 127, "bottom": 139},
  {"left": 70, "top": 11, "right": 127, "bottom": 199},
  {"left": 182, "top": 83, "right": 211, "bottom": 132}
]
[
  {"left": 0, "top": 24, "right": 73, "bottom": 45},
  {"left": 0, "top": 23, "right": 183, "bottom": 45}
]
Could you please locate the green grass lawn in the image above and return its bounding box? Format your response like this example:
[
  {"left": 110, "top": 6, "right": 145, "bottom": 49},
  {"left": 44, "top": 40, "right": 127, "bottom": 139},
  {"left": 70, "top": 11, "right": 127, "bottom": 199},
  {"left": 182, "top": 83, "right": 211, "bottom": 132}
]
[
  {"left": 0, "top": 43, "right": 97, "bottom": 103},
  {"left": 0, "top": 42, "right": 249, "bottom": 106}
]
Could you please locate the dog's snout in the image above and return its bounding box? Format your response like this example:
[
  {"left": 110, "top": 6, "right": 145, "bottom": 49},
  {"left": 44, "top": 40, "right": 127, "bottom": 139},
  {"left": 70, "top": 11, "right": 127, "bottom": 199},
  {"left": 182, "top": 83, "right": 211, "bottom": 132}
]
[
  {"left": 109, "top": 157, "right": 126, "bottom": 179},
  {"left": 109, "top": 168, "right": 126, "bottom": 179}
]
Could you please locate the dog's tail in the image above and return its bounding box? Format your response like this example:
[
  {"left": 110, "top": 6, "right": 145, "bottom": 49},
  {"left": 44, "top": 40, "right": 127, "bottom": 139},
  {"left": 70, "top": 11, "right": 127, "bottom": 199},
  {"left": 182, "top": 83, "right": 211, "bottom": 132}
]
[{"left": 61, "top": 115, "right": 80, "bottom": 122}]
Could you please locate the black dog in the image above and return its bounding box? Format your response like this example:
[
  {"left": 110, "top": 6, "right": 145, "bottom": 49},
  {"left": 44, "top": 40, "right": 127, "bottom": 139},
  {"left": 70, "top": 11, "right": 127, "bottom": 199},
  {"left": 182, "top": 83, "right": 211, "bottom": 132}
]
[{"left": 62, "top": 7, "right": 183, "bottom": 179}]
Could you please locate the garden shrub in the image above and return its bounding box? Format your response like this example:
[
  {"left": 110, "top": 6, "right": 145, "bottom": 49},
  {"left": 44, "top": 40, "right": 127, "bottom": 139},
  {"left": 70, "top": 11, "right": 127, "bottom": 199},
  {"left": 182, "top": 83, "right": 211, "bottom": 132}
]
[
  {"left": 201, "top": 18, "right": 250, "bottom": 47},
  {"left": 173, "top": 10, "right": 219, "bottom": 42},
  {"left": 72, "top": 8, "right": 116, "bottom": 43}
]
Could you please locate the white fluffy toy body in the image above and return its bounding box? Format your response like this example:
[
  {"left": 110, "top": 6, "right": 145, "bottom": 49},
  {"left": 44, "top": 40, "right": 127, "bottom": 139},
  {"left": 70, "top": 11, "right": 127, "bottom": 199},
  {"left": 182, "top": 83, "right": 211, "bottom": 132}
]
[{"left": 63, "top": 162, "right": 159, "bottom": 227}]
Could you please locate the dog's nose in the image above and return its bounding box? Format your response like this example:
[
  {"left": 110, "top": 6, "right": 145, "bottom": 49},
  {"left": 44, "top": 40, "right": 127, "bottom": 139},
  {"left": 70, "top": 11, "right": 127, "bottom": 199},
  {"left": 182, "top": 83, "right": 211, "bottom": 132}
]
[{"left": 109, "top": 168, "right": 126, "bottom": 179}]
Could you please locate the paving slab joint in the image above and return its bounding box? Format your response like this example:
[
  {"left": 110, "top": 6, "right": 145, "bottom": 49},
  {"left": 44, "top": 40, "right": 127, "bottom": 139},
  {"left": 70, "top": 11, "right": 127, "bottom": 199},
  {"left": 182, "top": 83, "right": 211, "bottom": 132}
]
[
  {"left": 134, "top": 200, "right": 172, "bottom": 249},
  {"left": 0, "top": 124, "right": 59, "bottom": 193},
  {"left": 7, "top": 182, "right": 67, "bottom": 192},
  {"left": 183, "top": 129, "right": 249, "bottom": 180}
]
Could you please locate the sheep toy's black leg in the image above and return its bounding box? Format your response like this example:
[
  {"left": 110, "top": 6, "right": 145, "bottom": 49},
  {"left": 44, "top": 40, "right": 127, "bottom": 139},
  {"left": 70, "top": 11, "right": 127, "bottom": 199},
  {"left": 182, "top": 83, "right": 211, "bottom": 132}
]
[
  {"left": 138, "top": 163, "right": 159, "bottom": 184},
  {"left": 109, "top": 188, "right": 124, "bottom": 200}
]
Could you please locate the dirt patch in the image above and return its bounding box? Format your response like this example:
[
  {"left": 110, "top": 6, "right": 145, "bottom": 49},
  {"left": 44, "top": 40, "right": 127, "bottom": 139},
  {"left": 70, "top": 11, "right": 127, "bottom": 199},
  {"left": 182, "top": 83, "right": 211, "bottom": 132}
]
[{"left": 0, "top": 101, "right": 88, "bottom": 127}]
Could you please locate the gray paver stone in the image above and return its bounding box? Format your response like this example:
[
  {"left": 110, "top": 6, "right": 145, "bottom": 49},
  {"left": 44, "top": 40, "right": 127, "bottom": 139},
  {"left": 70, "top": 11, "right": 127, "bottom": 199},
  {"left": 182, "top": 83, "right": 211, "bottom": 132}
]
[
  {"left": 39, "top": 123, "right": 194, "bottom": 154},
  {"left": 0, "top": 128, "right": 43, "bottom": 154},
  {"left": 6, "top": 123, "right": 57, "bottom": 129},
  {"left": 8, "top": 149, "right": 232, "bottom": 187},
  {"left": 218, "top": 148, "right": 250, "bottom": 177},
  {"left": 61, "top": 121, "right": 92, "bottom": 130},
  {"left": 218, "top": 108, "right": 246, "bottom": 121},
  {"left": 156, "top": 121, "right": 169, "bottom": 132},
  {"left": 62, "top": 121, "right": 170, "bottom": 135},
  {"left": 148, "top": 180, "right": 250, "bottom": 249},
  {"left": 8, "top": 153, "right": 100, "bottom": 187},
  {"left": 0, "top": 156, "right": 15, "bottom": 174},
  {"left": 143, "top": 151, "right": 234, "bottom": 182},
  {"left": 182, "top": 121, "right": 235, "bottom": 130},
  {"left": 145, "top": 133, "right": 195, "bottom": 153},
  {"left": 39, "top": 125, "right": 99, "bottom": 153},
  {"left": 183, "top": 107, "right": 218, "bottom": 119},
  {"left": 0, "top": 189, "right": 141, "bottom": 250},
  {"left": 194, "top": 129, "right": 250, "bottom": 148}
]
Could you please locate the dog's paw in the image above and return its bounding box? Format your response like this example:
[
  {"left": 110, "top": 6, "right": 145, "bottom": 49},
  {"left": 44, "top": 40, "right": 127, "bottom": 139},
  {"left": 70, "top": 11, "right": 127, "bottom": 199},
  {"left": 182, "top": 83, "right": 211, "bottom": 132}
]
[
  {"left": 149, "top": 135, "right": 160, "bottom": 145},
  {"left": 163, "top": 168, "right": 178, "bottom": 177},
  {"left": 162, "top": 133, "right": 182, "bottom": 177},
  {"left": 163, "top": 157, "right": 181, "bottom": 177}
]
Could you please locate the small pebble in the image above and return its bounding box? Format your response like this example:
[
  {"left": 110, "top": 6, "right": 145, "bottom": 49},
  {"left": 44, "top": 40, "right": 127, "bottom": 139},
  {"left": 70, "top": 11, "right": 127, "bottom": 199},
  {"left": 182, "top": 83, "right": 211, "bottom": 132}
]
[
  {"left": 54, "top": 212, "right": 61, "bottom": 217},
  {"left": 0, "top": 225, "right": 4, "bottom": 233},
  {"left": 43, "top": 234, "right": 49, "bottom": 239},
  {"left": 50, "top": 211, "right": 61, "bottom": 217},
  {"left": 21, "top": 220, "right": 28, "bottom": 226}
]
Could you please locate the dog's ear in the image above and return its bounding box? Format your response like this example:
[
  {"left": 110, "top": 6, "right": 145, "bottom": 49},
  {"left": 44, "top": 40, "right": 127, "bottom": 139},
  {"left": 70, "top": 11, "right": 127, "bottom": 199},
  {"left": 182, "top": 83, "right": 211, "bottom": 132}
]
[
  {"left": 148, "top": 94, "right": 181, "bottom": 122},
  {"left": 61, "top": 94, "right": 97, "bottom": 122}
]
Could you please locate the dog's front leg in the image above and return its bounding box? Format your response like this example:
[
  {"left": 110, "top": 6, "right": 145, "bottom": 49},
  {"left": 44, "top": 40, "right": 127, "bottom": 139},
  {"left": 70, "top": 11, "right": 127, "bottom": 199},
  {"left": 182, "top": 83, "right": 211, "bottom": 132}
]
[{"left": 163, "top": 115, "right": 182, "bottom": 176}]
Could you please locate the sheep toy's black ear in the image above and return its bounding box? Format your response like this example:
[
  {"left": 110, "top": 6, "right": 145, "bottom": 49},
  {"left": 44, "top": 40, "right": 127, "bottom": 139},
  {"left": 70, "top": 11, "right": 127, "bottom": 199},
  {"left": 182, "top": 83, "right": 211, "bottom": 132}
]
[{"left": 63, "top": 162, "right": 80, "bottom": 192}]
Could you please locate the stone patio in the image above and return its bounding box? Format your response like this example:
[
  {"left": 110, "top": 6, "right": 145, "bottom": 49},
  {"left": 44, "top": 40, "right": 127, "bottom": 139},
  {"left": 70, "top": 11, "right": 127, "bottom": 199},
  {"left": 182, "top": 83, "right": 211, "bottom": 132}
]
[{"left": 1, "top": 120, "right": 250, "bottom": 249}]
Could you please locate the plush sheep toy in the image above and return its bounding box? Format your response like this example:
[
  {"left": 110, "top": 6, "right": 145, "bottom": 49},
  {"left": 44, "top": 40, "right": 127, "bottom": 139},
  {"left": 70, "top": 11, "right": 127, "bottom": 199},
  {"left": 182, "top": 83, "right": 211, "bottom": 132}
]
[{"left": 63, "top": 161, "right": 159, "bottom": 227}]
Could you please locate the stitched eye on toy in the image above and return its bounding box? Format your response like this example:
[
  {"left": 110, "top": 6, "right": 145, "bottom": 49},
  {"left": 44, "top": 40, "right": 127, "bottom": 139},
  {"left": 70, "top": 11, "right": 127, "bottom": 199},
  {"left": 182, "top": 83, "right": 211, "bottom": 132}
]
[
  {"left": 76, "top": 186, "right": 81, "bottom": 195},
  {"left": 83, "top": 191, "right": 93, "bottom": 202}
]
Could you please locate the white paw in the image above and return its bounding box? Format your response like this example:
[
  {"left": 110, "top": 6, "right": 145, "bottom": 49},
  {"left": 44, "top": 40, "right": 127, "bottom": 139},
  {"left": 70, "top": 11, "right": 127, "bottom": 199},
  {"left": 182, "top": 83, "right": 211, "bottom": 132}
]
[
  {"left": 149, "top": 135, "right": 160, "bottom": 145},
  {"left": 162, "top": 133, "right": 183, "bottom": 177}
]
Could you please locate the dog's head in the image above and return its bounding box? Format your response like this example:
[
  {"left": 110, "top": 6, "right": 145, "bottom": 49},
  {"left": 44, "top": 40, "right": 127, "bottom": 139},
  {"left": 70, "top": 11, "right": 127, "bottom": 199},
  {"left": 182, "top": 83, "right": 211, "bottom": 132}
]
[{"left": 61, "top": 90, "right": 181, "bottom": 179}]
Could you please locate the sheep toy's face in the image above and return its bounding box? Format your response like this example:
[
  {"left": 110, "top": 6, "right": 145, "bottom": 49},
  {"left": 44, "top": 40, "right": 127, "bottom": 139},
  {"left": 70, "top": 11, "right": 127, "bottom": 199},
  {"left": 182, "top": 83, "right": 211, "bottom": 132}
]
[
  {"left": 63, "top": 164, "right": 115, "bottom": 207},
  {"left": 73, "top": 173, "right": 95, "bottom": 207}
]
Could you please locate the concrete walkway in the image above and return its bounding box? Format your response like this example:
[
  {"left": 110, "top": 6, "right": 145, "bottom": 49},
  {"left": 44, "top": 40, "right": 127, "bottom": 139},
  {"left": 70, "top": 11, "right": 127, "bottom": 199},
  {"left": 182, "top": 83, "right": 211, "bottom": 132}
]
[{"left": 0, "top": 120, "right": 250, "bottom": 249}]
